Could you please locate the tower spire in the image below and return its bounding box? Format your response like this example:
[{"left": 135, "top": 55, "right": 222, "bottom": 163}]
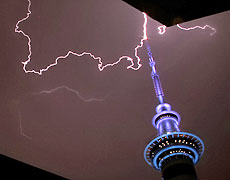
[
  {"left": 146, "top": 42, "right": 164, "bottom": 104},
  {"left": 144, "top": 41, "right": 204, "bottom": 180}
]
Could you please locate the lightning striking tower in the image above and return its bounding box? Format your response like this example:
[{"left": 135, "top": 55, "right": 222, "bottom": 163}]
[{"left": 144, "top": 42, "right": 204, "bottom": 180}]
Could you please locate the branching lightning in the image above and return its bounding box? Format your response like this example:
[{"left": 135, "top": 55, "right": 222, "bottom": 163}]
[
  {"left": 32, "top": 86, "right": 105, "bottom": 102},
  {"left": 15, "top": 0, "right": 148, "bottom": 75},
  {"left": 15, "top": 0, "right": 216, "bottom": 76},
  {"left": 17, "top": 86, "right": 103, "bottom": 139},
  {"left": 15, "top": 0, "right": 32, "bottom": 73}
]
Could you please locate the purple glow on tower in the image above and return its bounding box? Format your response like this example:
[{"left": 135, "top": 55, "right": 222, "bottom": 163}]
[
  {"left": 152, "top": 103, "right": 180, "bottom": 135},
  {"left": 144, "top": 14, "right": 205, "bottom": 178}
]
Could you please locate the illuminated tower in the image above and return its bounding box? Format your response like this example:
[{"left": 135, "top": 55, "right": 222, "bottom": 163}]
[{"left": 144, "top": 43, "right": 204, "bottom": 180}]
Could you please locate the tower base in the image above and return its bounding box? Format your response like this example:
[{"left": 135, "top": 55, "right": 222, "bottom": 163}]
[{"left": 162, "top": 158, "right": 197, "bottom": 180}]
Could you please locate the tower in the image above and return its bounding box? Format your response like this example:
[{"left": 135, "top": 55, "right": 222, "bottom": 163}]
[{"left": 144, "top": 43, "right": 204, "bottom": 180}]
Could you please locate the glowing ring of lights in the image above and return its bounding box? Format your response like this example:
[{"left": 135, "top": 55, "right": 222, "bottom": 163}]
[
  {"left": 144, "top": 132, "right": 204, "bottom": 169},
  {"left": 156, "top": 118, "right": 179, "bottom": 129},
  {"left": 152, "top": 110, "right": 181, "bottom": 128},
  {"left": 152, "top": 145, "right": 198, "bottom": 170}
]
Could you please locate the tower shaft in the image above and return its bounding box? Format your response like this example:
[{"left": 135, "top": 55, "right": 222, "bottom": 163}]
[{"left": 144, "top": 42, "right": 204, "bottom": 180}]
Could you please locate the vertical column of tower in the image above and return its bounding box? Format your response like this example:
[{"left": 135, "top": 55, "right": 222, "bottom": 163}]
[
  {"left": 144, "top": 42, "right": 204, "bottom": 180},
  {"left": 146, "top": 42, "right": 180, "bottom": 136},
  {"left": 153, "top": 103, "right": 180, "bottom": 135},
  {"left": 146, "top": 42, "right": 165, "bottom": 105}
]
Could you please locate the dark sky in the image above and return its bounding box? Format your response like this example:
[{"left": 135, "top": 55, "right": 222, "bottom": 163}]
[
  {"left": 0, "top": 0, "right": 230, "bottom": 179},
  {"left": 122, "top": 0, "right": 230, "bottom": 26}
]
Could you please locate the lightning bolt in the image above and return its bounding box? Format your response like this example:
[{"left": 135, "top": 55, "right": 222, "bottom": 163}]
[
  {"left": 157, "top": 24, "right": 216, "bottom": 36},
  {"left": 142, "top": 12, "right": 148, "bottom": 40},
  {"left": 15, "top": 0, "right": 32, "bottom": 73},
  {"left": 32, "top": 86, "right": 105, "bottom": 102},
  {"left": 176, "top": 24, "right": 216, "bottom": 36},
  {"left": 158, "top": 25, "right": 167, "bottom": 35},
  {"left": 15, "top": 0, "right": 148, "bottom": 75}
]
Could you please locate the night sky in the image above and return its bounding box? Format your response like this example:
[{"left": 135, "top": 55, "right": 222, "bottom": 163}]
[{"left": 0, "top": 0, "right": 230, "bottom": 179}]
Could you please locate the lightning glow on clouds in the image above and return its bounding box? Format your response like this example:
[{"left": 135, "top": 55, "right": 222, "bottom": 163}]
[
  {"left": 18, "top": 111, "right": 32, "bottom": 140},
  {"left": 33, "top": 86, "right": 105, "bottom": 102}
]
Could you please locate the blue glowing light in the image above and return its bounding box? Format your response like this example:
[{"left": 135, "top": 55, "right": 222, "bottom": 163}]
[
  {"left": 152, "top": 110, "right": 181, "bottom": 135},
  {"left": 152, "top": 145, "right": 199, "bottom": 170},
  {"left": 158, "top": 152, "right": 194, "bottom": 169},
  {"left": 144, "top": 132, "right": 205, "bottom": 169},
  {"left": 144, "top": 20, "right": 205, "bottom": 173},
  {"left": 153, "top": 110, "right": 181, "bottom": 128}
]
